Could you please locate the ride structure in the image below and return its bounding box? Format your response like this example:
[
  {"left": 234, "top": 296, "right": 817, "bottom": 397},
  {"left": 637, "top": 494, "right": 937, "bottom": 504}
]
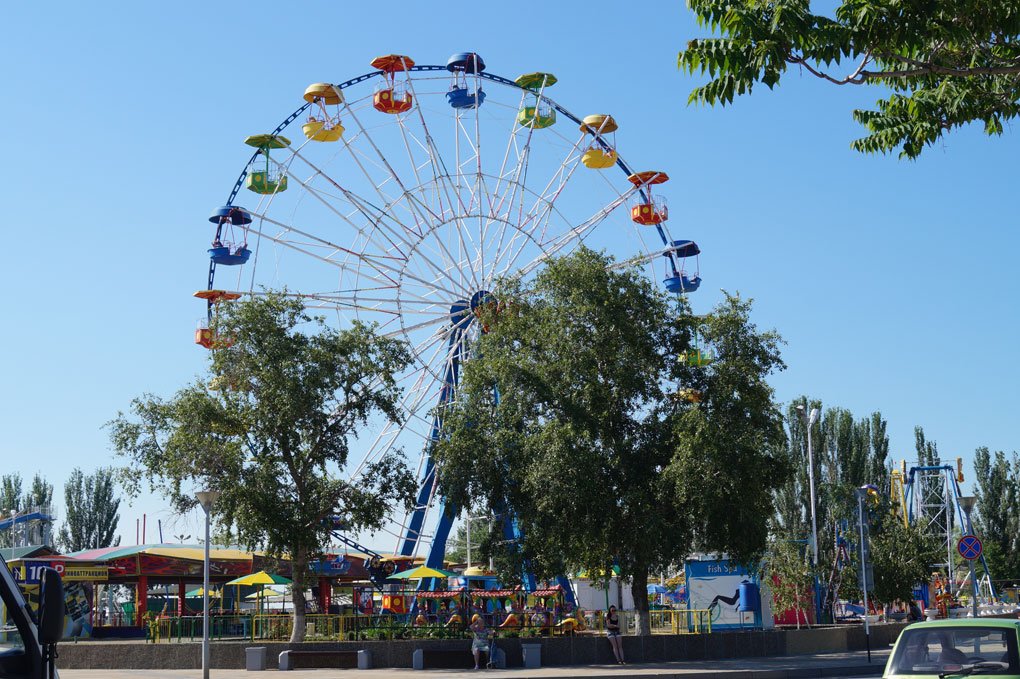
[
  {"left": 198, "top": 51, "right": 709, "bottom": 602},
  {"left": 901, "top": 459, "right": 996, "bottom": 604},
  {"left": 0, "top": 507, "right": 55, "bottom": 548}
]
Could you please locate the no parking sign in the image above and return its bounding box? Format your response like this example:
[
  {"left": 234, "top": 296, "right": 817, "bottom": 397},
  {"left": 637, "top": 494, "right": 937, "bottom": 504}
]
[{"left": 957, "top": 535, "right": 982, "bottom": 560}]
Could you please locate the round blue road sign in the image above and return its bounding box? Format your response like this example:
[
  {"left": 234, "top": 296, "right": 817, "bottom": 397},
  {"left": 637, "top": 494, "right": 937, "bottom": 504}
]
[{"left": 958, "top": 535, "right": 982, "bottom": 560}]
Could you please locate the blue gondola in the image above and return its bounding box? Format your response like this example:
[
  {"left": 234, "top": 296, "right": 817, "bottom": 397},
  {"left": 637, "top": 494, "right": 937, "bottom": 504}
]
[
  {"left": 208, "top": 205, "right": 253, "bottom": 225},
  {"left": 446, "top": 52, "right": 485, "bottom": 74},
  {"left": 670, "top": 240, "right": 701, "bottom": 258},
  {"left": 446, "top": 52, "right": 486, "bottom": 109},
  {"left": 209, "top": 246, "right": 252, "bottom": 265},
  {"left": 664, "top": 275, "right": 701, "bottom": 293},
  {"left": 446, "top": 87, "right": 486, "bottom": 109}
]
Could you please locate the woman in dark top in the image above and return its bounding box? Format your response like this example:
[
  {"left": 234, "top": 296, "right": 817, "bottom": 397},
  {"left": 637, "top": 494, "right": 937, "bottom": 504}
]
[{"left": 605, "top": 605, "right": 625, "bottom": 664}]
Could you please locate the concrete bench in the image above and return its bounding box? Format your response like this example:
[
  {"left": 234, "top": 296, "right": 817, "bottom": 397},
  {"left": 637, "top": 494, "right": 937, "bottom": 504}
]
[
  {"left": 412, "top": 646, "right": 504, "bottom": 670},
  {"left": 278, "top": 649, "right": 370, "bottom": 670}
]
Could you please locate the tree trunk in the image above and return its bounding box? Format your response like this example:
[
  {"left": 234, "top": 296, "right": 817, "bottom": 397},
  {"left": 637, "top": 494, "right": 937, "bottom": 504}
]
[
  {"left": 289, "top": 555, "right": 307, "bottom": 643},
  {"left": 630, "top": 566, "right": 651, "bottom": 636}
]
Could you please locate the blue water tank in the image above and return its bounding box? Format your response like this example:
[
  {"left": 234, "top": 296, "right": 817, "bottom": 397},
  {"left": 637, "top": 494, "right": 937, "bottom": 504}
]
[{"left": 738, "top": 582, "right": 760, "bottom": 612}]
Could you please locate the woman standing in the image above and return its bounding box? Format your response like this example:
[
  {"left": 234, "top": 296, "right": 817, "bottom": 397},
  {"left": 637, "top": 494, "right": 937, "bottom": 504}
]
[
  {"left": 469, "top": 614, "right": 491, "bottom": 670},
  {"left": 605, "top": 605, "right": 625, "bottom": 664}
]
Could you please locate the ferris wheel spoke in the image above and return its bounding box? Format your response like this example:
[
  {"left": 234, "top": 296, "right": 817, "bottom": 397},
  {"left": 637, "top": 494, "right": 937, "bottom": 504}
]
[
  {"left": 289, "top": 144, "right": 476, "bottom": 298},
  {"left": 487, "top": 134, "right": 587, "bottom": 283},
  {"left": 398, "top": 75, "right": 487, "bottom": 295},
  {"left": 511, "top": 188, "right": 639, "bottom": 280},
  {"left": 342, "top": 97, "right": 456, "bottom": 236},
  {"left": 383, "top": 314, "right": 452, "bottom": 339},
  {"left": 488, "top": 89, "right": 534, "bottom": 213},
  {"left": 284, "top": 148, "right": 426, "bottom": 259},
  {"left": 272, "top": 150, "right": 416, "bottom": 260},
  {"left": 348, "top": 328, "right": 456, "bottom": 479},
  {"left": 400, "top": 78, "right": 473, "bottom": 221},
  {"left": 246, "top": 211, "right": 468, "bottom": 301}
]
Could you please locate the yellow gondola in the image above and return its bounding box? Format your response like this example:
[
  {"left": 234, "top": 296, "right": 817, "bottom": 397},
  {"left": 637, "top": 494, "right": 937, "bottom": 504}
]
[
  {"left": 302, "top": 83, "right": 345, "bottom": 142},
  {"left": 676, "top": 388, "right": 703, "bottom": 403},
  {"left": 580, "top": 114, "right": 618, "bottom": 169}
]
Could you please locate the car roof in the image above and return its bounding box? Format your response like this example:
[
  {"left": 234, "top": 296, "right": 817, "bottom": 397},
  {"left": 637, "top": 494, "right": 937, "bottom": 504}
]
[{"left": 903, "top": 619, "right": 1020, "bottom": 631}]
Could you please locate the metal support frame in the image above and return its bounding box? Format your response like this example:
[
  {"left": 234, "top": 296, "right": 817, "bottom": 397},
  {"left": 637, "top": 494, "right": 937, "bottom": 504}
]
[{"left": 904, "top": 464, "right": 996, "bottom": 601}]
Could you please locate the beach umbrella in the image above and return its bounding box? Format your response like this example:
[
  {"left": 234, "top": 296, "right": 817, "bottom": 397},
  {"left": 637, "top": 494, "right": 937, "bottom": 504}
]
[
  {"left": 388, "top": 565, "right": 458, "bottom": 580},
  {"left": 225, "top": 571, "right": 294, "bottom": 615},
  {"left": 185, "top": 586, "right": 222, "bottom": 598},
  {"left": 224, "top": 571, "right": 292, "bottom": 587}
]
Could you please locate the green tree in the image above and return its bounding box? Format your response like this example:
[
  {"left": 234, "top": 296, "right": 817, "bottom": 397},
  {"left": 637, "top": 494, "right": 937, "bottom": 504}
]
[
  {"left": 867, "top": 514, "right": 942, "bottom": 606},
  {"left": 0, "top": 474, "right": 23, "bottom": 549},
  {"left": 57, "top": 468, "right": 122, "bottom": 553},
  {"left": 775, "top": 400, "right": 893, "bottom": 618},
  {"left": 679, "top": 0, "right": 1020, "bottom": 158},
  {"left": 23, "top": 474, "right": 53, "bottom": 510},
  {"left": 915, "top": 426, "right": 940, "bottom": 467},
  {"left": 109, "top": 293, "right": 417, "bottom": 642},
  {"left": 761, "top": 538, "right": 813, "bottom": 628},
  {"left": 433, "top": 248, "right": 789, "bottom": 635},
  {"left": 972, "top": 447, "right": 1020, "bottom": 581}
]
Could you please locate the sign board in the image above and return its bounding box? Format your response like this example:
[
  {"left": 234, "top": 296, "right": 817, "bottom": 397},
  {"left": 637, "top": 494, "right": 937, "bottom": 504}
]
[{"left": 957, "top": 535, "right": 982, "bottom": 561}]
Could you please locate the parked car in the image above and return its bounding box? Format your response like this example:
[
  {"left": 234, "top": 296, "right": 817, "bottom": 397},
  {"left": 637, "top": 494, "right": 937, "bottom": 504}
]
[
  {"left": 885, "top": 619, "right": 1020, "bottom": 678},
  {"left": 0, "top": 555, "right": 63, "bottom": 679}
]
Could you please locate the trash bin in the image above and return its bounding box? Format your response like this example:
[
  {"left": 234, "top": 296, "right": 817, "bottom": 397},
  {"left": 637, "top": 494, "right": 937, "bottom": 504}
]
[
  {"left": 245, "top": 646, "right": 267, "bottom": 671},
  {"left": 522, "top": 643, "right": 542, "bottom": 669}
]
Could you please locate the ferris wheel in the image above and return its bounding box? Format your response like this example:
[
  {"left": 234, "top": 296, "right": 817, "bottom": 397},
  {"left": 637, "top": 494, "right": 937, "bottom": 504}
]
[{"left": 197, "top": 51, "right": 704, "bottom": 573}]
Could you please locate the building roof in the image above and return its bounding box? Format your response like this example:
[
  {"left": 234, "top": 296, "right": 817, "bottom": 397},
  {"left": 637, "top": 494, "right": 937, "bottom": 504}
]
[{"left": 0, "top": 545, "right": 55, "bottom": 561}]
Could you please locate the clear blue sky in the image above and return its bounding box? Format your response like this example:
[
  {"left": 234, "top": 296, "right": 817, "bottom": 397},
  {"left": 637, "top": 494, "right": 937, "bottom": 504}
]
[{"left": 2, "top": 2, "right": 1017, "bottom": 547}]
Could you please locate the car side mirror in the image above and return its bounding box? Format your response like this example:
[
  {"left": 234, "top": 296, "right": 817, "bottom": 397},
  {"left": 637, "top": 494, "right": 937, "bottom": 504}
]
[{"left": 38, "top": 567, "right": 64, "bottom": 645}]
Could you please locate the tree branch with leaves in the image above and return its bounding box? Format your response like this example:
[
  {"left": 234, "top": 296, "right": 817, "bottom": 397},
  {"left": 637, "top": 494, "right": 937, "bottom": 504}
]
[{"left": 679, "top": 0, "right": 1020, "bottom": 157}]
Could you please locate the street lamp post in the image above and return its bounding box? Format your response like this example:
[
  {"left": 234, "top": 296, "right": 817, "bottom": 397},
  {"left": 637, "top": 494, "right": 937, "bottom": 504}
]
[
  {"left": 856, "top": 485, "right": 876, "bottom": 663},
  {"left": 959, "top": 495, "right": 979, "bottom": 619},
  {"left": 796, "top": 405, "right": 820, "bottom": 566},
  {"left": 196, "top": 490, "right": 220, "bottom": 679}
]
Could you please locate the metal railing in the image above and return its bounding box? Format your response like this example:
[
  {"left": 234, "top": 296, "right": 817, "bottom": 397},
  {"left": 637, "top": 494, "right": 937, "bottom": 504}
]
[{"left": 149, "top": 609, "right": 712, "bottom": 643}]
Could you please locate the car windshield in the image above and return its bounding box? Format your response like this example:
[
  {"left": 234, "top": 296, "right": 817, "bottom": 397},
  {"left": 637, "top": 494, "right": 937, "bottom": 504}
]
[
  {"left": 891, "top": 626, "right": 1019, "bottom": 675},
  {"left": 0, "top": 565, "right": 26, "bottom": 657}
]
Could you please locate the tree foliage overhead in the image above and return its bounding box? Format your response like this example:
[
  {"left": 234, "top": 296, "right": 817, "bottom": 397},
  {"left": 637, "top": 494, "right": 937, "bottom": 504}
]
[
  {"left": 433, "top": 248, "right": 789, "bottom": 635},
  {"left": 108, "top": 293, "right": 417, "bottom": 641},
  {"left": 0, "top": 472, "right": 55, "bottom": 549},
  {"left": 679, "top": 0, "right": 1020, "bottom": 157},
  {"left": 58, "top": 468, "right": 121, "bottom": 553},
  {"left": 973, "top": 447, "right": 1020, "bottom": 581}
]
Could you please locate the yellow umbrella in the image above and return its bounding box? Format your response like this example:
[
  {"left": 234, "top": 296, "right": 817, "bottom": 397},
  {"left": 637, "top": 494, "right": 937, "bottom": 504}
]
[
  {"left": 185, "top": 587, "right": 222, "bottom": 598},
  {"left": 245, "top": 588, "right": 288, "bottom": 600},
  {"left": 388, "top": 565, "right": 458, "bottom": 580},
  {"left": 224, "top": 571, "right": 292, "bottom": 587},
  {"left": 225, "top": 572, "right": 293, "bottom": 615}
]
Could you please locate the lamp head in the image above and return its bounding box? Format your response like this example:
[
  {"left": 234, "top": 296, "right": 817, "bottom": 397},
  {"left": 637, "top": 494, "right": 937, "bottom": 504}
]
[
  {"left": 959, "top": 495, "right": 977, "bottom": 517},
  {"left": 195, "top": 490, "right": 220, "bottom": 512}
]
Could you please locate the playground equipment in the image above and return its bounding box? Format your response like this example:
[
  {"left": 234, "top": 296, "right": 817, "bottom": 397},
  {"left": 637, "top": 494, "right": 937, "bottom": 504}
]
[{"left": 200, "top": 50, "right": 709, "bottom": 604}]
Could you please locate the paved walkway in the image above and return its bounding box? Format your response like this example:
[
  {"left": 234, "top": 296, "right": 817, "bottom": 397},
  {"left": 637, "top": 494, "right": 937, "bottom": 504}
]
[{"left": 60, "top": 649, "right": 889, "bottom": 678}]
